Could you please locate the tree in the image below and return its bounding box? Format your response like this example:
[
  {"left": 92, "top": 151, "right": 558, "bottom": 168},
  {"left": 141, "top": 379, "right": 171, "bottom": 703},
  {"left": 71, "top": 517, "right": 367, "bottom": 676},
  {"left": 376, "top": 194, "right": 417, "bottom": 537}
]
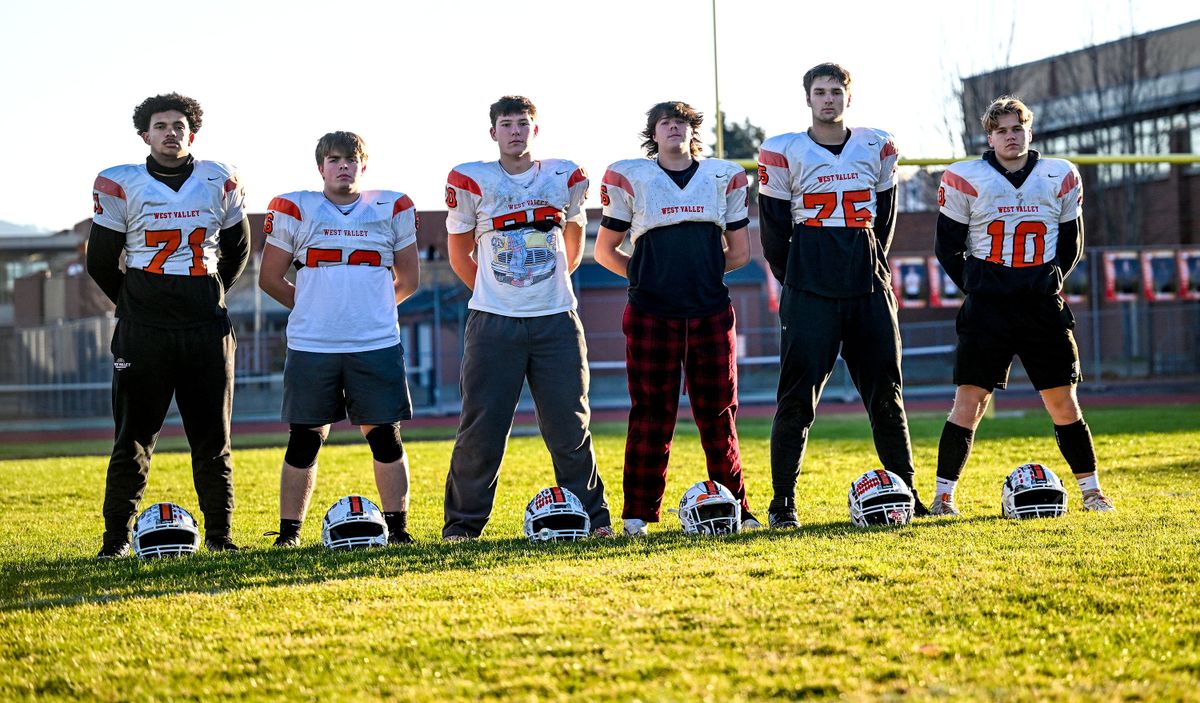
[{"left": 710, "top": 116, "right": 766, "bottom": 159}]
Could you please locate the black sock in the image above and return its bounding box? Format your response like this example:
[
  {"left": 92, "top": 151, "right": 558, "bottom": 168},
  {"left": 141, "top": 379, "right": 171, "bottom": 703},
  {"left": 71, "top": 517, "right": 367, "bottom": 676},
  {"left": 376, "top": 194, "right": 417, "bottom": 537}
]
[
  {"left": 279, "top": 519, "right": 302, "bottom": 534},
  {"left": 1054, "top": 419, "right": 1097, "bottom": 475},
  {"left": 937, "top": 421, "right": 975, "bottom": 481},
  {"left": 384, "top": 511, "right": 408, "bottom": 535}
]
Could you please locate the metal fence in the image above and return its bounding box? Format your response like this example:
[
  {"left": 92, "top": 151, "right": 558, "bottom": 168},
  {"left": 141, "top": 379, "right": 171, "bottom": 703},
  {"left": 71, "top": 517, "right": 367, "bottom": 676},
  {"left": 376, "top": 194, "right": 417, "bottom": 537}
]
[{"left": 1, "top": 276, "right": 1197, "bottom": 427}]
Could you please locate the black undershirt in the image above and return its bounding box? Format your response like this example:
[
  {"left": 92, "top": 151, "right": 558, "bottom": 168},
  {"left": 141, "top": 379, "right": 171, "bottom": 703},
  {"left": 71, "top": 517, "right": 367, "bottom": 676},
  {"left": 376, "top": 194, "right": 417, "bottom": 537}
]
[
  {"left": 934, "top": 149, "right": 1083, "bottom": 297},
  {"left": 86, "top": 155, "right": 251, "bottom": 327},
  {"left": 601, "top": 159, "right": 748, "bottom": 319}
]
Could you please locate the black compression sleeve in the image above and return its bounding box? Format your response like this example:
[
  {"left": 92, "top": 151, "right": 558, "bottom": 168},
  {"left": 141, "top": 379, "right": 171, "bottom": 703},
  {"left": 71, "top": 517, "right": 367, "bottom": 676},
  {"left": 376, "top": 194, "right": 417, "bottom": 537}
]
[
  {"left": 758, "top": 193, "right": 792, "bottom": 283},
  {"left": 874, "top": 186, "right": 898, "bottom": 256},
  {"left": 935, "top": 213, "right": 969, "bottom": 290},
  {"left": 1054, "top": 217, "right": 1083, "bottom": 280},
  {"left": 217, "top": 216, "right": 251, "bottom": 291},
  {"left": 86, "top": 222, "right": 126, "bottom": 304},
  {"left": 600, "top": 215, "right": 631, "bottom": 232}
]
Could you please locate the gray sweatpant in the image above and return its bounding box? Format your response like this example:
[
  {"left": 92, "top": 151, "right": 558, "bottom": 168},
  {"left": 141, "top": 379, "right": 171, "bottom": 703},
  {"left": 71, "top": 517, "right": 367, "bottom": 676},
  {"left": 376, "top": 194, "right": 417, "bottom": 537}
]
[{"left": 443, "top": 310, "right": 610, "bottom": 537}]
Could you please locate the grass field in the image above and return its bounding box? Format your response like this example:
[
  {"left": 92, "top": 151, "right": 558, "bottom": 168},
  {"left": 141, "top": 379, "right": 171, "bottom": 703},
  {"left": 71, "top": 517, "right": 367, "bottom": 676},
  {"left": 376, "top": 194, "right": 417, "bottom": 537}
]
[{"left": 1, "top": 404, "right": 1198, "bottom": 702}]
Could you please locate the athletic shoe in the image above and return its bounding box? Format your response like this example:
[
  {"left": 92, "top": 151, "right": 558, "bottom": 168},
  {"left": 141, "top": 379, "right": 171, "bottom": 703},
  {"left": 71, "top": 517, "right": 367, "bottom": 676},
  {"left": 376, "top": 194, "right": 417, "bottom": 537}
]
[
  {"left": 623, "top": 519, "right": 648, "bottom": 538},
  {"left": 266, "top": 529, "right": 302, "bottom": 548},
  {"left": 741, "top": 512, "right": 764, "bottom": 530},
  {"left": 590, "top": 526, "right": 615, "bottom": 538},
  {"left": 930, "top": 493, "right": 961, "bottom": 517},
  {"left": 443, "top": 534, "right": 475, "bottom": 543},
  {"left": 205, "top": 536, "right": 242, "bottom": 552},
  {"left": 767, "top": 497, "right": 800, "bottom": 529},
  {"left": 1081, "top": 489, "right": 1116, "bottom": 512},
  {"left": 388, "top": 531, "right": 416, "bottom": 545},
  {"left": 96, "top": 539, "right": 130, "bottom": 559}
]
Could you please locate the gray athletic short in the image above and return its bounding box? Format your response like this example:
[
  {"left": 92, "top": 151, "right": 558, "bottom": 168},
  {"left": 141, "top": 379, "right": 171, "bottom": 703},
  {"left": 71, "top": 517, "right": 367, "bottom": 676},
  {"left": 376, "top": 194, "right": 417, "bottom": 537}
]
[{"left": 281, "top": 343, "right": 413, "bottom": 425}]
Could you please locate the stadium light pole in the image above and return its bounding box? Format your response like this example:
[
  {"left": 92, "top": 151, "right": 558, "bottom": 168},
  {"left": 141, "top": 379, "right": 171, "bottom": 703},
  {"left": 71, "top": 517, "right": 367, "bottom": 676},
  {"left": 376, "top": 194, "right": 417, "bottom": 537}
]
[{"left": 712, "top": 0, "right": 723, "bottom": 158}]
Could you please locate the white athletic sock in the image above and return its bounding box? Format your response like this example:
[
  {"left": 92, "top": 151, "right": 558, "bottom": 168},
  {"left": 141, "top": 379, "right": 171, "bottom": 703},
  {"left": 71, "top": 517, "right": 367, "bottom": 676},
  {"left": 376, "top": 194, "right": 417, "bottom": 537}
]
[
  {"left": 935, "top": 477, "right": 958, "bottom": 500},
  {"left": 1076, "top": 473, "right": 1101, "bottom": 493}
]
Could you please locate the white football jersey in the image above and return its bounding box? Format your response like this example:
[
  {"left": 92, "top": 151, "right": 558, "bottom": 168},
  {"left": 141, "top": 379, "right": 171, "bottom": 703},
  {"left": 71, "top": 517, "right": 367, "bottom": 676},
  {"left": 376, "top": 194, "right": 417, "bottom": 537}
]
[
  {"left": 92, "top": 160, "right": 245, "bottom": 275},
  {"left": 444, "top": 159, "right": 587, "bottom": 317},
  {"left": 600, "top": 157, "right": 749, "bottom": 244},
  {"left": 757, "top": 128, "right": 898, "bottom": 228},
  {"left": 265, "top": 190, "right": 418, "bottom": 353},
  {"left": 939, "top": 157, "right": 1082, "bottom": 268}
]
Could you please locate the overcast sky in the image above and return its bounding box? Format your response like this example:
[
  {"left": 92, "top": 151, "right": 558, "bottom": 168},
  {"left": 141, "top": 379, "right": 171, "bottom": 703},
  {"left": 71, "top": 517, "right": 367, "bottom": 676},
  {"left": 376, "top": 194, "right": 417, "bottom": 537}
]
[{"left": 1, "top": 0, "right": 1196, "bottom": 232}]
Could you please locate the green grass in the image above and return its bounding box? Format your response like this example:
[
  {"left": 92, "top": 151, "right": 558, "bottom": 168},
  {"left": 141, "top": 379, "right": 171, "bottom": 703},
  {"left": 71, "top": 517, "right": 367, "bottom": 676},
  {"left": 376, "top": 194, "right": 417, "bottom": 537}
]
[{"left": 1, "top": 405, "right": 1198, "bottom": 702}]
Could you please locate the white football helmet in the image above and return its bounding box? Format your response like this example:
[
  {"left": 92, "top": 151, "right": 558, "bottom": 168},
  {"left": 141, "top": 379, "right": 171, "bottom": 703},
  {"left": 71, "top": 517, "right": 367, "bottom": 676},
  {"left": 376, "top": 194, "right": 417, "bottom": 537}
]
[
  {"left": 1002, "top": 463, "right": 1068, "bottom": 519},
  {"left": 132, "top": 502, "right": 201, "bottom": 559},
  {"left": 322, "top": 495, "right": 388, "bottom": 550},
  {"left": 674, "top": 480, "right": 741, "bottom": 535},
  {"left": 848, "top": 469, "right": 915, "bottom": 526},
  {"left": 524, "top": 487, "right": 590, "bottom": 542}
]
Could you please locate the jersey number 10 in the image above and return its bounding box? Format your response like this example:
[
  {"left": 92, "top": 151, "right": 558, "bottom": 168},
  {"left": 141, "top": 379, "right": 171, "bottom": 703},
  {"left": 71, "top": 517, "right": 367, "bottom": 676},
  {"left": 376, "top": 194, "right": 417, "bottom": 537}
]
[{"left": 985, "top": 220, "right": 1047, "bottom": 267}]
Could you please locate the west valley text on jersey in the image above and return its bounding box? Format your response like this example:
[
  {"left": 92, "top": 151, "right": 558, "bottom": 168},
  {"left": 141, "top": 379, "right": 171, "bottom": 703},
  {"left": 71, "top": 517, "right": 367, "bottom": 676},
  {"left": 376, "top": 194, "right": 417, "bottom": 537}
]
[
  {"left": 816, "top": 172, "right": 860, "bottom": 184},
  {"left": 660, "top": 205, "right": 705, "bottom": 215},
  {"left": 997, "top": 205, "right": 1042, "bottom": 214},
  {"left": 321, "top": 228, "right": 369, "bottom": 237},
  {"left": 151, "top": 210, "right": 201, "bottom": 220}
]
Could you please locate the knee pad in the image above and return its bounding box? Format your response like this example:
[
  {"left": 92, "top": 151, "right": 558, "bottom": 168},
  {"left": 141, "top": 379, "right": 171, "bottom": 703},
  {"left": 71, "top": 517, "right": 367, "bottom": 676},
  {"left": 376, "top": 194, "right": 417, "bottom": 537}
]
[
  {"left": 365, "top": 423, "right": 404, "bottom": 463},
  {"left": 284, "top": 424, "right": 325, "bottom": 468}
]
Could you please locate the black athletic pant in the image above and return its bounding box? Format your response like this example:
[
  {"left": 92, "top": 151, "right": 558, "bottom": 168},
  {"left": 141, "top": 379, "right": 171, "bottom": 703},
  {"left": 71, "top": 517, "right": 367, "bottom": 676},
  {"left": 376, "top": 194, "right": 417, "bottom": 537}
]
[
  {"left": 770, "top": 286, "right": 915, "bottom": 497},
  {"left": 103, "top": 318, "right": 236, "bottom": 540}
]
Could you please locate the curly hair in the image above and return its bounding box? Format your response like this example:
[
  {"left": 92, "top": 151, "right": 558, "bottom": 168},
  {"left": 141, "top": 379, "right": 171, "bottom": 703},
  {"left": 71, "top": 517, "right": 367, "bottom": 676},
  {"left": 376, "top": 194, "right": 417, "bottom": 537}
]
[
  {"left": 489, "top": 96, "right": 537, "bottom": 127},
  {"left": 132, "top": 93, "right": 203, "bottom": 134},
  {"left": 641, "top": 101, "right": 704, "bottom": 157},
  {"left": 802, "top": 63, "right": 852, "bottom": 95},
  {"left": 314, "top": 131, "right": 368, "bottom": 166},
  {"left": 981, "top": 96, "right": 1033, "bottom": 134}
]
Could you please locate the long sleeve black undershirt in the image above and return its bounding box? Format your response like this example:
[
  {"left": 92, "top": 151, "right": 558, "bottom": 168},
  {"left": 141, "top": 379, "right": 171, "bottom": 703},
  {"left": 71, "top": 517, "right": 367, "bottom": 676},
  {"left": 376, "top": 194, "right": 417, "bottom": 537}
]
[
  {"left": 758, "top": 193, "right": 792, "bottom": 283},
  {"left": 86, "top": 218, "right": 251, "bottom": 305}
]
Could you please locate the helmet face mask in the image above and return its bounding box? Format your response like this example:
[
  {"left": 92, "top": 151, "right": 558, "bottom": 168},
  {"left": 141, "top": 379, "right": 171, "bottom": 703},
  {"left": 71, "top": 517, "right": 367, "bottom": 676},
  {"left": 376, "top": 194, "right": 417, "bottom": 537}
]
[
  {"left": 1002, "top": 463, "right": 1068, "bottom": 519},
  {"left": 132, "top": 502, "right": 201, "bottom": 559},
  {"left": 848, "top": 470, "right": 914, "bottom": 526},
  {"left": 524, "top": 487, "right": 590, "bottom": 542},
  {"left": 322, "top": 495, "right": 388, "bottom": 550},
  {"left": 675, "top": 481, "right": 741, "bottom": 535}
]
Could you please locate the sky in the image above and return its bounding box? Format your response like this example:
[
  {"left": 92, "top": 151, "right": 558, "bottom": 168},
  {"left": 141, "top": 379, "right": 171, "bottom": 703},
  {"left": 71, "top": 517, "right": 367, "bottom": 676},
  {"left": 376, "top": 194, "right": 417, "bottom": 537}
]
[{"left": 1, "top": 0, "right": 1196, "bottom": 233}]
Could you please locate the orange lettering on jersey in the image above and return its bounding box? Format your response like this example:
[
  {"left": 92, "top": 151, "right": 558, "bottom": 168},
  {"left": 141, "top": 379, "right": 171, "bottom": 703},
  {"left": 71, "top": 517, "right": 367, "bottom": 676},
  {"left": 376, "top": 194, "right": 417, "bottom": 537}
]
[{"left": 660, "top": 205, "right": 706, "bottom": 215}]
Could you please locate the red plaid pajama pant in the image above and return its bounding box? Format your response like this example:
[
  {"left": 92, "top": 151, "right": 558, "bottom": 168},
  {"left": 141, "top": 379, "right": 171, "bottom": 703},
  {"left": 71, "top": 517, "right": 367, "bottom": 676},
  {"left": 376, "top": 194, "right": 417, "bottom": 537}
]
[{"left": 621, "top": 303, "right": 749, "bottom": 521}]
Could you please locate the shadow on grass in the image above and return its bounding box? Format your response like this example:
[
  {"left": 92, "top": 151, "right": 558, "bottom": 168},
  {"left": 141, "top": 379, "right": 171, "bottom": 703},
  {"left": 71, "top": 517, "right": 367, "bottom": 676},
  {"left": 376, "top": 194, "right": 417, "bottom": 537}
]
[{"left": 0, "top": 515, "right": 1006, "bottom": 613}]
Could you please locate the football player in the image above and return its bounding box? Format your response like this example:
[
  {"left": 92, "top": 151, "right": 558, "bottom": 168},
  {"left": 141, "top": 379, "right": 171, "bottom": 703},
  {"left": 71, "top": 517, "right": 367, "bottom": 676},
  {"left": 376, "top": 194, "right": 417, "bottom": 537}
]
[
  {"left": 88, "top": 93, "right": 250, "bottom": 558},
  {"left": 259, "top": 132, "right": 421, "bottom": 546},
  {"left": 594, "top": 101, "right": 760, "bottom": 537},
  {"left": 758, "top": 63, "right": 926, "bottom": 528},
  {"left": 932, "top": 97, "right": 1115, "bottom": 515},
  {"left": 442, "top": 96, "right": 612, "bottom": 540}
]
